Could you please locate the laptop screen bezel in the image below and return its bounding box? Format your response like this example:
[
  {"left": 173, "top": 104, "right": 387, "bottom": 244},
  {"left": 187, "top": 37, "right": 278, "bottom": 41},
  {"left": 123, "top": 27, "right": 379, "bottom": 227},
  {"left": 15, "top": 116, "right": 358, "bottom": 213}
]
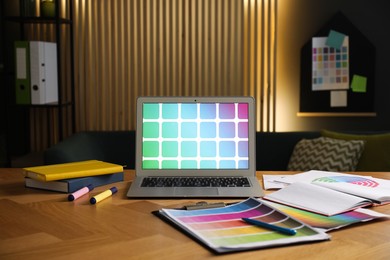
[{"left": 135, "top": 96, "right": 256, "bottom": 177}]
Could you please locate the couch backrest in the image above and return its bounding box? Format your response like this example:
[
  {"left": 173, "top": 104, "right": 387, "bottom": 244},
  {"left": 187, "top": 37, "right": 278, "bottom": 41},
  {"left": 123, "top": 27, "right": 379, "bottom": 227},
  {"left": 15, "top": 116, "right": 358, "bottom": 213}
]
[
  {"left": 44, "top": 131, "right": 136, "bottom": 168},
  {"left": 45, "top": 130, "right": 390, "bottom": 171},
  {"left": 45, "top": 131, "right": 322, "bottom": 171},
  {"left": 256, "top": 132, "right": 320, "bottom": 170}
]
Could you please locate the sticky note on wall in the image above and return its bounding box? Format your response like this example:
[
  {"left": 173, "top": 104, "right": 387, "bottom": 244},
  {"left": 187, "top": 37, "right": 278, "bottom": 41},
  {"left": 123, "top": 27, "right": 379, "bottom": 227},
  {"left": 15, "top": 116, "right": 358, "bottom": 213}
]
[
  {"left": 326, "top": 30, "right": 346, "bottom": 50},
  {"left": 351, "top": 75, "right": 367, "bottom": 93},
  {"left": 330, "top": 90, "right": 347, "bottom": 107}
]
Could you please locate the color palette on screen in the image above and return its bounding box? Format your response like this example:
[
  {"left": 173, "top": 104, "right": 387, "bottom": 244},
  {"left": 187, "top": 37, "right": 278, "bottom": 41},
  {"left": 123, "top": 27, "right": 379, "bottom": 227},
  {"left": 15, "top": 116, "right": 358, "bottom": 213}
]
[
  {"left": 312, "top": 37, "right": 349, "bottom": 91},
  {"left": 142, "top": 102, "right": 249, "bottom": 170},
  {"left": 163, "top": 198, "right": 322, "bottom": 247}
]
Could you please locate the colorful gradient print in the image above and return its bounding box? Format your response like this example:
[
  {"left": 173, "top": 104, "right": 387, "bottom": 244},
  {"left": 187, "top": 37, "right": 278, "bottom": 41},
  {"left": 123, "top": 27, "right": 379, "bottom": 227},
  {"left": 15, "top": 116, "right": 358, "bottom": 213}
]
[
  {"left": 312, "top": 176, "right": 379, "bottom": 188},
  {"left": 163, "top": 198, "right": 325, "bottom": 248},
  {"left": 265, "top": 201, "right": 385, "bottom": 232}
]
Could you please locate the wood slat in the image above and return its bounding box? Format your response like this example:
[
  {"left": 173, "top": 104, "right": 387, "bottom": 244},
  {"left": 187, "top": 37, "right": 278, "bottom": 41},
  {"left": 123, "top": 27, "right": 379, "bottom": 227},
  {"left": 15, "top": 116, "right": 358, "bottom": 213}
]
[{"left": 30, "top": 0, "right": 277, "bottom": 151}]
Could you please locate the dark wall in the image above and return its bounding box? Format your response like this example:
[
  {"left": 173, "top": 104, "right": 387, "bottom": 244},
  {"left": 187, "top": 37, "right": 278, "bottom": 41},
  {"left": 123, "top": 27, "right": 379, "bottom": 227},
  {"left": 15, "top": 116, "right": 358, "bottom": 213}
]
[
  {"left": 1, "top": 1, "right": 30, "bottom": 166},
  {"left": 277, "top": 0, "right": 390, "bottom": 132},
  {"left": 0, "top": 2, "right": 7, "bottom": 166}
]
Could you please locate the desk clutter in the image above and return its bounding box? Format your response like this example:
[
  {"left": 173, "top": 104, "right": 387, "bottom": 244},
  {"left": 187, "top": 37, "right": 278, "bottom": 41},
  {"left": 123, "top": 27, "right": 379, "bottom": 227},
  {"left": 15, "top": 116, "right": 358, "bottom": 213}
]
[
  {"left": 260, "top": 170, "right": 390, "bottom": 232},
  {"left": 23, "top": 160, "right": 123, "bottom": 204},
  {"left": 155, "top": 170, "right": 390, "bottom": 254},
  {"left": 154, "top": 198, "right": 330, "bottom": 254},
  {"left": 21, "top": 161, "right": 390, "bottom": 254},
  {"left": 264, "top": 170, "right": 390, "bottom": 216}
]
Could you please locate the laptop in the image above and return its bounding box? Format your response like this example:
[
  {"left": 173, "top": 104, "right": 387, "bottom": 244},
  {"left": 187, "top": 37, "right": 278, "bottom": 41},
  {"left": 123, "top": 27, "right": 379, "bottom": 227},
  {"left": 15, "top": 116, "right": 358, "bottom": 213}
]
[{"left": 126, "top": 96, "right": 264, "bottom": 198}]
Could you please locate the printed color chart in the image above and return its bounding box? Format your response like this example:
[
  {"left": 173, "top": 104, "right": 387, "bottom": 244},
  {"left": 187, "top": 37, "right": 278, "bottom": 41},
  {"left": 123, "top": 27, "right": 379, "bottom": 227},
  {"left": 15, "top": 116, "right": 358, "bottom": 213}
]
[
  {"left": 312, "top": 37, "right": 349, "bottom": 91},
  {"left": 142, "top": 102, "right": 249, "bottom": 170},
  {"left": 266, "top": 201, "right": 388, "bottom": 232},
  {"left": 160, "top": 198, "right": 329, "bottom": 253}
]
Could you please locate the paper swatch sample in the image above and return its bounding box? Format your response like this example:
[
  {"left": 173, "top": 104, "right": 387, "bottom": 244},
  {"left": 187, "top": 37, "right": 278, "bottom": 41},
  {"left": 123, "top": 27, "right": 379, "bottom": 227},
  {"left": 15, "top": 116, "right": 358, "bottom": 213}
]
[
  {"left": 351, "top": 74, "right": 367, "bottom": 93},
  {"left": 330, "top": 90, "right": 347, "bottom": 107},
  {"left": 266, "top": 200, "right": 389, "bottom": 232},
  {"left": 326, "top": 30, "right": 347, "bottom": 50}
]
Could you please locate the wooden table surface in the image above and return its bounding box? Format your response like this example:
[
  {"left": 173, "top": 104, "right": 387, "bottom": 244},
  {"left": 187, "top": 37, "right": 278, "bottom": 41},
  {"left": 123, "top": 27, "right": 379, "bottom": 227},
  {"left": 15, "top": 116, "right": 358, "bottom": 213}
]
[{"left": 1, "top": 169, "right": 390, "bottom": 259}]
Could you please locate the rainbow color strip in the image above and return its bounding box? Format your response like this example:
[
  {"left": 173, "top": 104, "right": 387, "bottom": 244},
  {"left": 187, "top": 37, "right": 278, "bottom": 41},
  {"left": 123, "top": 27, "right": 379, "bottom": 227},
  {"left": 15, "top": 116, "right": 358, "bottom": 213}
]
[
  {"left": 162, "top": 198, "right": 329, "bottom": 250},
  {"left": 265, "top": 201, "right": 385, "bottom": 231}
]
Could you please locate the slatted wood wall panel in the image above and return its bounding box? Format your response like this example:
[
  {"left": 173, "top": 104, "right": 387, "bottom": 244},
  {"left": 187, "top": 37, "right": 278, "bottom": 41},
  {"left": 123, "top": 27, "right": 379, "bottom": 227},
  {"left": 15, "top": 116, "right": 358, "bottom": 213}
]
[
  {"left": 73, "top": 0, "right": 245, "bottom": 131},
  {"left": 30, "top": 0, "right": 277, "bottom": 151},
  {"left": 243, "top": 0, "right": 277, "bottom": 132}
]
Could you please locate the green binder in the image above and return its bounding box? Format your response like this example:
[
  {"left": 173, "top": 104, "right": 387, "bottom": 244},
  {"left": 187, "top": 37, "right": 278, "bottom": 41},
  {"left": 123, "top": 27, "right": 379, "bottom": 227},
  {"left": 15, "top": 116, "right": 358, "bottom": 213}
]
[{"left": 14, "top": 41, "right": 31, "bottom": 104}]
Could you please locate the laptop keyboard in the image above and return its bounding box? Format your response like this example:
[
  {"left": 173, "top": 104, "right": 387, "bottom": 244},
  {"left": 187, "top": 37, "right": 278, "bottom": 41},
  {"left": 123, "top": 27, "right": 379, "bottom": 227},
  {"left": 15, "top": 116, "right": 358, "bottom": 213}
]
[{"left": 141, "top": 177, "right": 251, "bottom": 187}]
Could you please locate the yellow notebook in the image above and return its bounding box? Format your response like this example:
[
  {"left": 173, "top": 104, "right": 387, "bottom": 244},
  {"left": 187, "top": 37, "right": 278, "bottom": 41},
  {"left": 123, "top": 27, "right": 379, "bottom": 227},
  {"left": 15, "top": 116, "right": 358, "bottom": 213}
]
[{"left": 23, "top": 160, "right": 124, "bottom": 182}]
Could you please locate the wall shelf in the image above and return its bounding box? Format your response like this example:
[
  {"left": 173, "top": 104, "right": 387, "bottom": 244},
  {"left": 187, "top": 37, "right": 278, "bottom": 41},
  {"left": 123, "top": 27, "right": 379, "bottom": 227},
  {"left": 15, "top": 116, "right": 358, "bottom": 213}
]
[
  {"left": 297, "top": 112, "right": 377, "bottom": 117},
  {"left": 1, "top": 0, "right": 75, "bottom": 151}
]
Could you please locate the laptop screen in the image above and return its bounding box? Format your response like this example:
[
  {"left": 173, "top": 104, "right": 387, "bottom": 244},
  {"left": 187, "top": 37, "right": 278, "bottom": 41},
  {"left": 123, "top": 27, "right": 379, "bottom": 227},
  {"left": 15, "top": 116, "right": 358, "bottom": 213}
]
[{"left": 141, "top": 102, "right": 249, "bottom": 170}]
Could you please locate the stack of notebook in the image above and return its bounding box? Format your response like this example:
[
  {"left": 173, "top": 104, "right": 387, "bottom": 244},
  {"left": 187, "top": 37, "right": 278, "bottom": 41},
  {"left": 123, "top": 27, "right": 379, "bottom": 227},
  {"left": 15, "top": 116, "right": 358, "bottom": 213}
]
[{"left": 23, "top": 160, "right": 124, "bottom": 193}]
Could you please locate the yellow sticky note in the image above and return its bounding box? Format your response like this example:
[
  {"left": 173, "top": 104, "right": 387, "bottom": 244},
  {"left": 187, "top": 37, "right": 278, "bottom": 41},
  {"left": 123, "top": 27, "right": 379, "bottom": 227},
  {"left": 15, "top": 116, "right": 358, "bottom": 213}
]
[{"left": 351, "top": 75, "right": 367, "bottom": 93}]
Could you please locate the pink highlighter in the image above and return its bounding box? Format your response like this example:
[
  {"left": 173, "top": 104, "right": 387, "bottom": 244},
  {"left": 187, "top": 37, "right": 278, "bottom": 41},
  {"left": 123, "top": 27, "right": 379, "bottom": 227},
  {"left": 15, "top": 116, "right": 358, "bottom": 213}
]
[{"left": 68, "top": 184, "right": 94, "bottom": 201}]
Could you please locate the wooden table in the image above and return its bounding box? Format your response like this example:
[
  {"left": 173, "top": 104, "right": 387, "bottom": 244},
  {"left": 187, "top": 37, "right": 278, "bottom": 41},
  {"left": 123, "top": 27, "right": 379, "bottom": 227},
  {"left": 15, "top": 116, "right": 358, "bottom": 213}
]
[{"left": 1, "top": 169, "right": 390, "bottom": 259}]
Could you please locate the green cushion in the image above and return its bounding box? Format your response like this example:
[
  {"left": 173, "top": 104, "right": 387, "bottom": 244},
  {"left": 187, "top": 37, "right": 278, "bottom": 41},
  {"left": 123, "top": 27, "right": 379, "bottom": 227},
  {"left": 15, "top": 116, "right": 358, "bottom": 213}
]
[{"left": 321, "top": 129, "right": 390, "bottom": 171}]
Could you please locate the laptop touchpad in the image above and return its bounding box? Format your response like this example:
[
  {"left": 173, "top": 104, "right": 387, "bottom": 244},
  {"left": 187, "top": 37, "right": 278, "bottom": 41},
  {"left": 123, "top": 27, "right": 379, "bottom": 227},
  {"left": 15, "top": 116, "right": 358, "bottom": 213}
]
[{"left": 174, "top": 188, "right": 219, "bottom": 196}]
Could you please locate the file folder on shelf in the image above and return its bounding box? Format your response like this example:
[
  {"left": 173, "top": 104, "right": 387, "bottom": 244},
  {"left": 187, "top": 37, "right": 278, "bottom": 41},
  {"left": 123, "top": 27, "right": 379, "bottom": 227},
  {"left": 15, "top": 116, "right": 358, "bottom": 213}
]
[
  {"left": 30, "top": 41, "right": 58, "bottom": 105},
  {"left": 15, "top": 41, "right": 31, "bottom": 104}
]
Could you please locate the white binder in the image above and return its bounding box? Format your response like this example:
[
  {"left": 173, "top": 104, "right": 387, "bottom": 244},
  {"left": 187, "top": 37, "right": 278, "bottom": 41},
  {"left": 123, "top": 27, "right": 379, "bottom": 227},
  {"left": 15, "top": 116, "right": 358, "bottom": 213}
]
[{"left": 30, "top": 41, "right": 58, "bottom": 104}]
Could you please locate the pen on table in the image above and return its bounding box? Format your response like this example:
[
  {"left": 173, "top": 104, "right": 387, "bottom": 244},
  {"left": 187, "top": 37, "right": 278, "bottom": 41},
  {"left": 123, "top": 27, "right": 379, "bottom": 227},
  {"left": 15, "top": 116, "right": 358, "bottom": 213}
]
[
  {"left": 68, "top": 184, "right": 94, "bottom": 201},
  {"left": 242, "top": 218, "right": 297, "bottom": 236},
  {"left": 90, "top": 186, "right": 118, "bottom": 204}
]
